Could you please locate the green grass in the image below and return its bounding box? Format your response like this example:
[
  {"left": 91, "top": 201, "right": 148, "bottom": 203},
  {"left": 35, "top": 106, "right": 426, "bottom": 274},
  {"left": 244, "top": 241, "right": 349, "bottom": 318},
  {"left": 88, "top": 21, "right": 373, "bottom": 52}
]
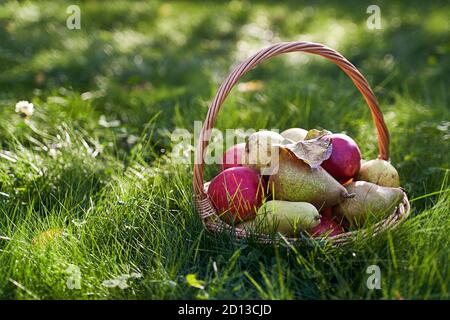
[{"left": 0, "top": 0, "right": 449, "bottom": 299}]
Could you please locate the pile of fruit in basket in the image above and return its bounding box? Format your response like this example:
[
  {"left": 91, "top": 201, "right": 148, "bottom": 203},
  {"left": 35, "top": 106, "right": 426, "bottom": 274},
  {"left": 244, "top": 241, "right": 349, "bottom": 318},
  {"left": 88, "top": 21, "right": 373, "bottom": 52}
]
[{"left": 207, "top": 128, "right": 404, "bottom": 238}]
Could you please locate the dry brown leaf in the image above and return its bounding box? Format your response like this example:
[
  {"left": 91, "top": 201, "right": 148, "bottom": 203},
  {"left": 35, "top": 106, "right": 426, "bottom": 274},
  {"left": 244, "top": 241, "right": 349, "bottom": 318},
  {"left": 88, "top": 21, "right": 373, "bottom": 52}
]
[
  {"left": 304, "top": 129, "right": 332, "bottom": 140},
  {"left": 280, "top": 136, "right": 332, "bottom": 168}
]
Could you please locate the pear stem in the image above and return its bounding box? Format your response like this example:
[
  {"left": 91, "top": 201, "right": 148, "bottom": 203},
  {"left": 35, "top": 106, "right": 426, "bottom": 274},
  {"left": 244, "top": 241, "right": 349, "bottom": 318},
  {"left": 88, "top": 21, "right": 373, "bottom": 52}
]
[{"left": 343, "top": 192, "right": 356, "bottom": 199}]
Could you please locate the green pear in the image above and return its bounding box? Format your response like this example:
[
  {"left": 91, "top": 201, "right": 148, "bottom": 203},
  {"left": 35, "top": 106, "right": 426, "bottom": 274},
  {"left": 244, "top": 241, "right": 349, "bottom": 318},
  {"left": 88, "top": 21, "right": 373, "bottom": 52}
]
[
  {"left": 335, "top": 181, "right": 404, "bottom": 226},
  {"left": 281, "top": 128, "right": 308, "bottom": 142},
  {"left": 254, "top": 200, "right": 320, "bottom": 235},
  {"left": 268, "top": 148, "right": 351, "bottom": 209},
  {"left": 357, "top": 159, "right": 400, "bottom": 187}
]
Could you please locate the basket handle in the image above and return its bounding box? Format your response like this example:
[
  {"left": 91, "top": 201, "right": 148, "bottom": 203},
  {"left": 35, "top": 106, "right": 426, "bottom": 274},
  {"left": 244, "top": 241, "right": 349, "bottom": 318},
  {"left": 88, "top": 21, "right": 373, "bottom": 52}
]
[{"left": 193, "top": 41, "right": 390, "bottom": 199}]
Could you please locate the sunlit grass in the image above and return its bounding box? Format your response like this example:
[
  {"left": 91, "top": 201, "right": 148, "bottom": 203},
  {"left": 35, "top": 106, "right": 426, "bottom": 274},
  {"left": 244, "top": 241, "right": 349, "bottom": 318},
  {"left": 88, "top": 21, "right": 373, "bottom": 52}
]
[{"left": 0, "top": 0, "right": 448, "bottom": 299}]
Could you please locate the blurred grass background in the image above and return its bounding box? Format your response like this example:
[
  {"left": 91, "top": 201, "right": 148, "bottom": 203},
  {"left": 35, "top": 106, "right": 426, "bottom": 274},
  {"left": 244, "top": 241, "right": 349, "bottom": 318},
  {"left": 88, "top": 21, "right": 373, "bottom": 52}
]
[{"left": 0, "top": 0, "right": 448, "bottom": 299}]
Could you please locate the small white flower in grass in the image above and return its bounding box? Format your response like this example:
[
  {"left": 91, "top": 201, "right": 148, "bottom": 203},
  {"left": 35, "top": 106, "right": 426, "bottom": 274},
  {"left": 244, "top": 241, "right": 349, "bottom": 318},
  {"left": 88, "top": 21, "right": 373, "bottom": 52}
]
[{"left": 15, "top": 100, "right": 34, "bottom": 118}]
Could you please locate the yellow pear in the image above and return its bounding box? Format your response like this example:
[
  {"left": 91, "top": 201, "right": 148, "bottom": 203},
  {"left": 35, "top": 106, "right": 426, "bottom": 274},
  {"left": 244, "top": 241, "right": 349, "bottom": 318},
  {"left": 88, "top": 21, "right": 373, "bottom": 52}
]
[
  {"left": 357, "top": 159, "right": 400, "bottom": 187},
  {"left": 335, "top": 181, "right": 404, "bottom": 226},
  {"left": 245, "top": 130, "right": 286, "bottom": 175}
]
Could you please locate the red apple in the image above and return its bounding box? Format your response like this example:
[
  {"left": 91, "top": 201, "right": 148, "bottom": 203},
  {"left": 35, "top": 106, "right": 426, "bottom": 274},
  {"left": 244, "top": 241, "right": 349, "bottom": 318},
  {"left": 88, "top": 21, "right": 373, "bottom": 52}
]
[
  {"left": 207, "top": 167, "right": 267, "bottom": 223},
  {"left": 221, "top": 143, "right": 247, "bottom": 171},
  {"left": 321, "top": 133, "right": 361, "bottom": 183},
  {"left": 309, "top": 213, "right": 344, "bottom": 237}
]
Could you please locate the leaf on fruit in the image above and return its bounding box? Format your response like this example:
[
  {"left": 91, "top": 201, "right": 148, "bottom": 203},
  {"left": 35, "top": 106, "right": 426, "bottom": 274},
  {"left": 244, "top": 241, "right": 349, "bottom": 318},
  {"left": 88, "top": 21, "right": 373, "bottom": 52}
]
[
  {"left": 281, "top": 136, "right": 333, "bottom": 168},
  {"left": 186, "top": 274, "right": 205, "bottom": 289},
  {"left": 304, "top": 129, "right": 332, "bottom": 140}
]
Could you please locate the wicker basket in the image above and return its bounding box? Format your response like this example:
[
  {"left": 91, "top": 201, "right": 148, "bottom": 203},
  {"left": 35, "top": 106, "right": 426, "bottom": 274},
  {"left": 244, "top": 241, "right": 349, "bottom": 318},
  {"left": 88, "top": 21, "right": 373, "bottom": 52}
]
[{"left": 193, "top": 41, "right": 411, "bottom": 246}]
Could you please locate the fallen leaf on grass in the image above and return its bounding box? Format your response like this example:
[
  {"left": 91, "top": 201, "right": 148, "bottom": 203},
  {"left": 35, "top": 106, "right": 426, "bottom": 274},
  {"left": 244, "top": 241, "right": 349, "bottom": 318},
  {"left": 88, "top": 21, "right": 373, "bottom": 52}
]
[
  {"left": 186, "top": 274, "right": 205, "bottom": 289},
  {"left": 32, "top": 228, "right": 64, "bottom": 247}
]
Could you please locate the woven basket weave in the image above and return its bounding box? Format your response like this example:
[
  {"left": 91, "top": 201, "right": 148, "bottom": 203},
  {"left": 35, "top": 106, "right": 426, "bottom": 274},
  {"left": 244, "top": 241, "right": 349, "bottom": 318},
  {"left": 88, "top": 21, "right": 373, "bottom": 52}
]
[{"left": 193, "top": 41, "right": 410, "bottom": 246}]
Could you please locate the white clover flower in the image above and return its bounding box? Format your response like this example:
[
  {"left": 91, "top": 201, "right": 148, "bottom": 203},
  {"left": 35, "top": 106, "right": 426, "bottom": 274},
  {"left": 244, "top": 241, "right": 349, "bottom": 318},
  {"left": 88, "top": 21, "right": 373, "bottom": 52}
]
[{"left": 15, "top": 100, "right": 34, "bottom": 118}]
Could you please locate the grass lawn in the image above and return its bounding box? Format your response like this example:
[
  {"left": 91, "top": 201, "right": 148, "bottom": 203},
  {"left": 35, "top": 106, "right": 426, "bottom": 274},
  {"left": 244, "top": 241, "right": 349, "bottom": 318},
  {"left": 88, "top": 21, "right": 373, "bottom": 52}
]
[{"left": 0, "top": 0, "right": 449, "bottom": 299}]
